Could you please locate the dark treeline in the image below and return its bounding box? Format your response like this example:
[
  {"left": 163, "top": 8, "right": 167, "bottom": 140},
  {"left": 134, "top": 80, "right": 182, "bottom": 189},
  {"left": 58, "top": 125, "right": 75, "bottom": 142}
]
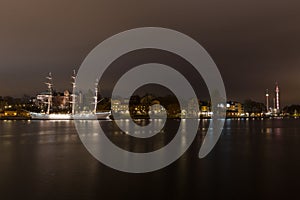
[
  {"left": 243, "top": 99, "right": 266, "bottom": 114},
  {"left": 283, "top": 105, "right": 300, "bottom": 115}
]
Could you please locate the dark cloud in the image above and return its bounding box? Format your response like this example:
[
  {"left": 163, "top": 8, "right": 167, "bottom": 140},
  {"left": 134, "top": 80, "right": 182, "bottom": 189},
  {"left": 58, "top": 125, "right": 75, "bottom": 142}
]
[{"left": 0, "top": 0, "right": 299, "bottom": 105}]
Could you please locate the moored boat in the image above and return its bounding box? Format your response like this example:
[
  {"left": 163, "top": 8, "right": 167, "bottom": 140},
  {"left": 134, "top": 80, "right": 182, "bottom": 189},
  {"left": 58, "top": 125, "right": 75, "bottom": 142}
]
[{"left": 30, "top": 71, "right": 111, "bottom": 120}]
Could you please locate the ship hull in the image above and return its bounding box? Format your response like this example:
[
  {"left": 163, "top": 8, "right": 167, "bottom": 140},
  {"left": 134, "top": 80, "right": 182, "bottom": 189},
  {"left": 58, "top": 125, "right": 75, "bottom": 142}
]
[
  {"left": 29, "top": 113, "right": 72, "bottom": 120},
  {"left": 30, "top": 112, "right": 111, "bottom": 120},
  {"left": 73, "top": 112, "right": 111, "bottom": 120}
]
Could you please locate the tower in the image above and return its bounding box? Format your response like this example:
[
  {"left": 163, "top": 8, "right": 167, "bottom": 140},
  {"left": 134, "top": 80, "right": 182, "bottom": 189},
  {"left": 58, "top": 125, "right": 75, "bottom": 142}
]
[
  {"left": 265, "top": 89, "right": 269, "bottom": 112},
  {"left": 275, "top": 82, "right": 280, "bottom": 112}
]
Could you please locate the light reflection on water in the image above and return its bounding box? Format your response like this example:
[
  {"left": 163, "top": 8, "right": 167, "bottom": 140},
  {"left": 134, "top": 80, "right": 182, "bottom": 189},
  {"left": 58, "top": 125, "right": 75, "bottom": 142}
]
[
  {"left": 0, "top": 119, "right": 300, "bottom": 199},
  {"left": 0, "top": 118, "right": 299, "bottom": 145}
]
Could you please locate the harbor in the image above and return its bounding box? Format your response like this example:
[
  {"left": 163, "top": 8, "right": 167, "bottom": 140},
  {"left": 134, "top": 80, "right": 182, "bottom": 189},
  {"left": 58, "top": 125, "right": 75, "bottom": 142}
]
[{"left": 1, "top": 118, "right": 300, "bottom": 199}]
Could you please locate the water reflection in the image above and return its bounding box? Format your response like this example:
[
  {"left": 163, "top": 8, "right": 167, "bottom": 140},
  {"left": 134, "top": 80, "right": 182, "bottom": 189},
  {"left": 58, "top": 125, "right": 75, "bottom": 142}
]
[
  {"left": 1, "top": 119, "right": 300, "bottom": 199},
  {"left": 0, "top": 120, "right": 79, "bottom": 145}
]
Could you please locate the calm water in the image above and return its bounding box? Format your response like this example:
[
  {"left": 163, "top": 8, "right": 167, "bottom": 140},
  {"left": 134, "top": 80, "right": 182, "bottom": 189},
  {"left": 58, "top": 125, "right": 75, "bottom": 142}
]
[{"left": 0, "top": 119, "right": 300, "bottom": 200}]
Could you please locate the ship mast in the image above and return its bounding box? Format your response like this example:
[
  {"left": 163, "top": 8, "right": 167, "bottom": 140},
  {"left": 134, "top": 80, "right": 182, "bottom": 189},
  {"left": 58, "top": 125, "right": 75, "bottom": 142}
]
[
  {"left": 45, "top": 72, "right": 53, "bottom": 115},
  {"left": 93, "top": 79, "right": 99, "bottom": 114},
  {"left": 71, "top": 70, "right": 76, "bottom": 115}
]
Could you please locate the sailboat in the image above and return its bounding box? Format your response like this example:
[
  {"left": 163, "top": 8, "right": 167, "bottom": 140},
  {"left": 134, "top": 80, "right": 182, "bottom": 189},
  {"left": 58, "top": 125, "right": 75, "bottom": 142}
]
[{"left": 29, "top": 71, "right": 111, "bottom": 120}]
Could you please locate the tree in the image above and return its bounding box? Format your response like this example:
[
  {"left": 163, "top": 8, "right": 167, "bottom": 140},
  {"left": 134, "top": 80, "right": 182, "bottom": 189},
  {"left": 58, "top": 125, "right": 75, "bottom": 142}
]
[
  {"left": 283, "top": 105, "right": 300, "bottom": 115},
  {"left": 243, "top": 99, "right": 266, "bottom": 114}
]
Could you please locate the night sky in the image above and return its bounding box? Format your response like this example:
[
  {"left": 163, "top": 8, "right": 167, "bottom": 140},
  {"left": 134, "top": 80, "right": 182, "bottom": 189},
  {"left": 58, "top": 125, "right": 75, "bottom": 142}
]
[{"left": 0, "top": 0, "right": 299, "bottom": 106}]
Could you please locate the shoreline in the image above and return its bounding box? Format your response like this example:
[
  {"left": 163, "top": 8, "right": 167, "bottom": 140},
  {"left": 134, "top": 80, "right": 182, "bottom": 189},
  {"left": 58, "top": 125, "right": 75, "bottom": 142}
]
[{"left": 0, "top": 116, "right": 298, "bottom": 120}]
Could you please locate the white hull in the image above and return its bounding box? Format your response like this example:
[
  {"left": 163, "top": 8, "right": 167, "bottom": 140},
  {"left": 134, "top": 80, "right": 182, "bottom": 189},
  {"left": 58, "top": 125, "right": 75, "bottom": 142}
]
[
  {"left": 32, "top": 71, "right": 111, "bottom": 120},
  {"left": 73, "top": 112, "right": 111, "bottom": 120},
  {"left": 30, "top": 112, "right": 111, "bottom": 120}
]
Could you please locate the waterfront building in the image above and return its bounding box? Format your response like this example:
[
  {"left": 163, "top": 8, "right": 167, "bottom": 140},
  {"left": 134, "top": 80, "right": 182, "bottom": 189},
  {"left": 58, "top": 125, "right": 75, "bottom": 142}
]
[{"left": 226, "top": 101, "right": 245, "bottom": 117}]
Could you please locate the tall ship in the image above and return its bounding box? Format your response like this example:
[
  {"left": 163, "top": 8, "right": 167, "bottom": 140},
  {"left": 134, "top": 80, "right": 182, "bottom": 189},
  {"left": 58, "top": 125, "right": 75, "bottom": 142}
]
[{"left": 29, "top": 71, "right": 110, "bottom": 120}]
